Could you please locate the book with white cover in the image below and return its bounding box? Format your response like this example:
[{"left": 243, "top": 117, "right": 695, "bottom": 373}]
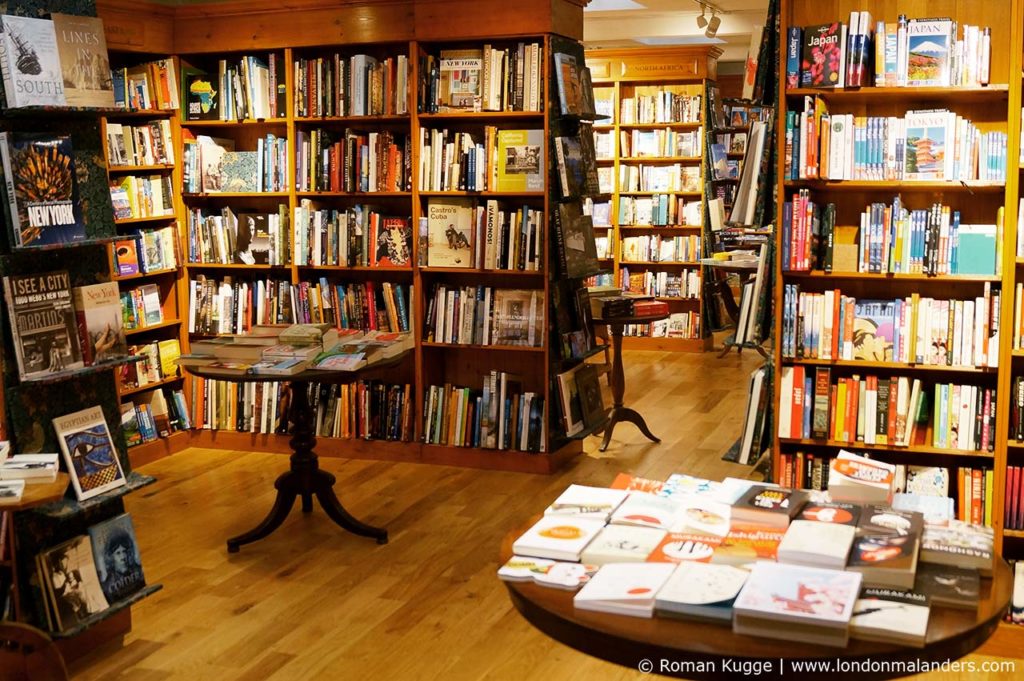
[
  {"left": 828, "top": 450, "right": 894, "bottom": 503},
  {"left": 497, "top": 555, "right": 598, "bottom": 590},
  {"left": 892, "top": 493, "right": 954, "bottom": 526},
  {"left": 0, "top": 479, "right": 24, "bottom": 505},
  {"left": 733, "top": 561, "right": 862, "bottom": 647},
  {"left": 659, "top": 474, "right": 721, "bottom": 499},
  {"left": 610, "top": 493, "right": 682, "bottom": 531},
  {"left": 655, "top": 562, "right": 750, "bottom": 622},
  {"left": 777, "top": 520, "right": 856, "bottom": 569},
  {"left": 574, "top": 562, "right": 676, "bottom": 617},
  {"left": 511, "top": 515, "right": 606, "bottom": 562},
  {"left": 0, "top": 453, "right": 59, "bottom": 482},
  {"left": 544, "top": 484, "right": 630, "bottom": 521},
  {"left": 580, "top": 524, "right": 666, "bottom": 565},
  {"left": 672, "top": 495, "right": 732, "bottom": 537},
  {"left": 850, "top": 587, "right": 930, "bottom": 647}
]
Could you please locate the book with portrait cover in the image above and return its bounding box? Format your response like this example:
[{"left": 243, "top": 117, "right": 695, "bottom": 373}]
[
  {"left": 53, "top": 405, "right": 126, "bottom": 501},
  {"left": 39, "top": 535, "right": 109, "bottom": 632},
  {"left": 3, "top": 270, "right": 84, "bottom": 380},
  {"left": 0, "top": 132, "right": 85, "bottom": 247},
  {"left": 50, "top": 13, "right": 114, "bottom": 108},
  {"left": 426, "top": 198, "right": 474, "bottom": 268},
  {"left": 72, "top": 282, "right": 126, "bottom": 365},
  {"left": 0, "top": 15, "right": 65, "bottom": 108},
  {"left": 496, "top": 129, "right": 544, "bottom": 192},
  {"left": 88, "top": 513, "right": 146, "bottom": 602}
]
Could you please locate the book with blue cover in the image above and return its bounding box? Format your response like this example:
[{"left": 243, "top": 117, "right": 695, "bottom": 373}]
[{"left": 88, "top": 513, "right": 146, "bottom": 603}]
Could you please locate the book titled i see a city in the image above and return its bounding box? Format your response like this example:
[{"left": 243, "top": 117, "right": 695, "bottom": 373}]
[{"left": 2, "top": 269, "right": 84, "bottom": 380}]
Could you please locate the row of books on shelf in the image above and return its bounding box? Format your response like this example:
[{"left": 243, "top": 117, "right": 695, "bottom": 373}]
[
  {"left": 779, "top": 285, "right": 1001, "bottom": 368},
  {"left": 612, "top": 128, "right": 704, "bottom": 159},
  {"left": 122, "top": 339, "right": 180, "bottom": 391},
  {"left": 622, "top": 269, "right": 701, "bottom": 300},
  {"left": 782, "top": 193, "right": 1001, "bottom": 276},
  {"left": 1008, "top": 376, "right": 1024, "bottom": 440},
  {"left": 778, "top": 367, "right": 996, "bottom": 453},
  {"left": 617, "top": 195, "right": 702, "bottom": 227},
  {"left": 182, "top": 133, "right": 288, "bottom": 194},
  {"left": 618, "top": 93, "right": 701, "bottom": 125},
  {"left": 418, "top": 127, "right": 544, "bottom": 193},
  {"left": 291, "top": 280, "right": 411, "bottom": 333},
  {"left": 786, "top": 16, "right": 991, "bottom": 90},
  {"left": 311, "top": 381, "right": 413, "bottom": 441},
  {"left": 293, "top": 204, "right": 412, "bottom": 268},
  {"left": 115, "top": 59, "right": 179, "bottom": 111},
  {"left": 620, "top": 235, "right": 700, "bottom": 264},
  {"left": 296, "top": 128, "right": 411, "bottom": 193},
  {"left": 777, "top": 453, "right": 994, "bottom": 527},
  {"left": 424, "top": 199, "right": 543, "bottom": 272},
  {"left": 184, "top": 54, "right": 287, "bottom": 121},
  {"left": 1004, "top": 466, "right": 1024, "bottom": 531},
  {"left": 33, "top": 514, "right": 148, "bottom": 635},
  {"left": 105, "top": 120, "right": 175, "bottom": 167},
  {"left": 785, "top": 101, "right": 1007, "bottom": 182},
  {"left": 186, "top": 276, "right": 296, "bottom": 334},
  {"left": 113, "top": 227, "right": 179, "bottom": 276},
  {"left": 424, "top": 286, "right": 542, "bottom": 347},
  {"left": 110, "top": 175, "right": 174, "bottom": 221},
  {"left": 292, "top": 53, "right": 410, "bottom": 118},
  {"left": 122, "top": 386, "right": 191, "bottom": 446},
  {"left": 423, "top": 373, "right": 546, "bottom": 452},
  {"left": 620, "top": 313, "right": 701, "bottom": 340},
  {"left": 506, "top": 465, "right": 994, "bottom": 646},
  {"left": 187, "top": 205, "right": 289, "bottom": 266},
  {"left": 419, "top": 43, "right": 543, "bottom": 114},
  {"left": 120, "top": 284, "right": 164, "bottom": 331},
  {"left": 189, "top": 377, "right": 285, "bottom": 433},
  {"left": 617, "top": 164, "right": 700, "bottom": 193},
  {"left": 716, "top": 131, "right": 750, "bottom": 156}
]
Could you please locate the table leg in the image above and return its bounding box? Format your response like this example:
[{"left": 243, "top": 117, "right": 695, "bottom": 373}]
[
  {"left": 226, "top": 380, "right": 388, "bottom": 552},
  {"left": 599, "top": 324, "right": 660, "bottom": 452}
]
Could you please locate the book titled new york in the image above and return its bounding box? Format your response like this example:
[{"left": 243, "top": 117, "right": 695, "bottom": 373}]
[
  {"left": 50, "top": 13, "right": 114, "bottom": 108},
  {"left": 0, "top": 15, "right": 65, "bottom": 108},
  {"left": 53, "top": 405, "right": 127, "bottom": 501},
  {"left": 72, "top": 282, "right": 127, "bottom": 365},
  {"left": 0, "top": 132, "right": 85, "bottom": 247},
  {"left": 438, "top": 49, "right": 482, "bottom": 111},
  {"left": 3, "top": 270, "right": 84, "bottom": 380}
]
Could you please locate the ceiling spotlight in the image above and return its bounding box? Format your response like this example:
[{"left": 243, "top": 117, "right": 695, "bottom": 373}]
[
  {"left": 696, "top": 5, "right": 708, "bottom": 29},
  {"left": 705, "top": 12, "right": 721, "bottom": 38}
]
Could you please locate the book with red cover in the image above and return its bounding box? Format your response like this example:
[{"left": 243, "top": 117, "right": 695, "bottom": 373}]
[{"left": 632, "top": 300, "right": 669, "bottom": 317}]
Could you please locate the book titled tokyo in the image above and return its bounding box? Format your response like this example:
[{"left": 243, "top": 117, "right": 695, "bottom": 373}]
[
  {"left": 903, "top": 110, "right": 949, "bottom": 180},
  {"left": 905, "top": 18, "right": 954, "bottom": 87},
  {"left": 0, "top": 132, "right": 85, "bottom": 247},
  {"left": 0, "top": 15, "right": 66, "bottom": 108},
  {"left": 800, "top": 23, "right": 844, "bottom": 88},
  {"left": 2, "top": 270, "right": 84, "bottom": 380},
  {"left": 53, "top": 405, "right": 127, "bottom": 501}
]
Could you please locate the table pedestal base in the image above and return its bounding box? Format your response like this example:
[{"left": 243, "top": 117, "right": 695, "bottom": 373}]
[
  {"left": 599, "top": 406, "right": 660, "bottom": 452},
  {"left": 227, "top": 380, "right": 388, "bottom": 553},
  {"left": 598, "top": 323, "right": 661, "bottom": 452}
]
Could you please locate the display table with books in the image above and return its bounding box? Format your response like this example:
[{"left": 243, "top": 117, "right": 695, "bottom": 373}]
[{"left": 182, "top": 326, "right": 413, "bottom": 552}]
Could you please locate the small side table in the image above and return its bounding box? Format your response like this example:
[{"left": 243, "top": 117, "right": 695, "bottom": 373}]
[{"left": 595, "top": 312, "right": 668, "bottom": 452}]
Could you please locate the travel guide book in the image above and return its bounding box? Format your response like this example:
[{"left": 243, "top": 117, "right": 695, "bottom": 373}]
[{"left": 3, "top": 269, "right": 84, "bottom": 380}]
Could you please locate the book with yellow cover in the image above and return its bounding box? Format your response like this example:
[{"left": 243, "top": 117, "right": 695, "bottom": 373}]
[{"left": 496, "top": 129, "right": 544, "bottom": 192}]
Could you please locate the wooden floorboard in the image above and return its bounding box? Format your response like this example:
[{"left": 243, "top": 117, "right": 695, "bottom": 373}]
[{"left": 67, "top": 349, "right": 1023, "bottom": 680}]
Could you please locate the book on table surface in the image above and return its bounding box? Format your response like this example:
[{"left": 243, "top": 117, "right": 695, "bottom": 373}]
[
  {"left": 711, "top": 525, "right": 785, "bottom": 567},
  {"left": 847, "top": 506, "right": 924, "bottom": 589},
  {"left": 646, "top": 532, "right": 722, "bottom": 564},
  {"left": 3, "top": 270, "right": 84, "bottom": 380},
  {"left": 573, "top": 562, "right": 676, "bottom": 617},
  {"left": 0, "top": 453, "right": 59, "bottom": 482},
  {"left": 610, "top": 494, "right": 683, "bottom": 532},
  {"left": 913, "top": 562, "right": 979, "bottom": 610},
  {"left": 543, "top": 484, "right": 630, "bottom": 521},
  {"left": 0, "top": 479, "right": 24, "bottom": 505},
  {"left": 53, "top": 405, "right": 126, "bottom": 501},
  {"left": 655, "top": 562, "right": 750, "bottom": 623},
  {"left": 731, "top": 486, "right": 808, "bottom": 529},
  {"left": 797, "top": 502, "right": 861, "bottom": 526},
  {"left": 498, "top": 555, "right": 598, "bottom": 590},
  {"left": 50, "top": 13, "right": 114, "bottom": 108},
  {"left": 511, "top": 515, "right": 606, "bottom": 562},
  {"left": 828, "top": 450, "right": 895, "bottom": 504},
  {"left": 580, "top": 524, "right": 666, "bottom": 565},
  {"left": 892, "top": 493, "right": 954, "bottom": 527},
  {"left": 849, "top": 587, "right": 929, "bottom": 648},
  {"left": 919, "top": 520, "right": 993, "bottom": 575},
  {"left": 777, "top": 519, "right": 856, "bottom": 569}
]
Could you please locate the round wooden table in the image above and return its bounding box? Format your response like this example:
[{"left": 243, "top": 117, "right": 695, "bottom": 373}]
[
  {"left": 500, "top": 522, "right": 1013, "bottom": 680},
  {"left": 186, "top": 353, "right": 409, "bottom": 552}
]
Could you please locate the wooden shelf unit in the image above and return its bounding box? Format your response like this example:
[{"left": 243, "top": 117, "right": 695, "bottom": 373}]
[
  {"left": 775, "top": 0, "right": 1021, "bottom": 559},
  {"left": 584, "top": 46, "right": 720, "bottom": 351}
]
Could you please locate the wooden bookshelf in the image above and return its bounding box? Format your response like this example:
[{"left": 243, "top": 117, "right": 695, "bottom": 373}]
[
  {"left": 585, "top": 46, "right": 720, "bottom": 351},
  {"left": 775, "top": 0, "right": 1020, "bottom": 561}
]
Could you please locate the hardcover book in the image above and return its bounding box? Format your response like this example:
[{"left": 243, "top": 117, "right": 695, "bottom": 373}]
[
  {"left": 555, "top": 202, "right": 599, "bottom": 279},
  {"left": 3, "top": 270, "right": 84, "bottom": 379},
  {"left": 496, "top": 129, "right": 544, "bottom": 192},
  {"left": 574, "top": 363, "right": 606, "bottom": 429},
  {"left": 372, "top": 217, "right": 412, "bottom": 267},
  {"left": 553, "top": 52, "right": 584, "bottom": 116},
  {"left": 72, "top": 282, "right": 126, "bottom": 365},
  {"left": 490, "top": 288, "right": 542, "bottom": 347},
  {"left": 87, "top": 513, "right": 146, "bottom": 602},
  {"left": 0, "top": 15, "right": 65, "bottom": 108},
  {"left": 438, "top": 49, "right": 482, "bottom": 110},
  {"left": 800, "top": 23, "right": 845, "bottom": 88},
  {"left": 235, "top": 213, "right": 271, "bottom": 265},
  {"left": 905, "top": 18, "right": 953, "bottom": 87},
  {"left": 50, "top": 14, "right": 114, "bottom": 108},
  {"left": 853, "top": 300, "right": 895, "bottom": 361},
  {"left": 38, "top": 535, "right": 109, "bottom": 632},
  {"left": 219, "top": 151, "right": 259, "bottom": 193},
  {"left": 0, "top": 479, "right": 24, "bottom": 505},
  {"left": 184, "top": 70, "right": 218, "bottom": 121},
  {"left": 554, "top": 135, "right": 586, "bottom": 199},
  {"left": 426, "top": 198, "right": 474, "bottom": 268},
  {"left": 53, "top": 405, "right": 127, "bottom": 501},
  {"left": 0, "top": 132, "right": 85, "bottom": 247}
]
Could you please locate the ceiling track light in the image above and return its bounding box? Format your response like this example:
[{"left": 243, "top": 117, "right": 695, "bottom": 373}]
[
  {"left": 696, "top": 5, "right": 708, "bottom": 29},
  {"left": 694, "top": 2, "right": 722, "bottom": 38},
  {"left": 706, "top": 12, "right": 721, "bottom": 38}
]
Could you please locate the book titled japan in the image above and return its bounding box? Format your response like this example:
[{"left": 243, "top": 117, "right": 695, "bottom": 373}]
[
  {"left": 800, "top": 23, "right": 845, "bottom": 88},
  {"left": 50, "top": 13, "right": 114, "bottom": 108},
  {"left": 3, "top": 270, "right": 84, "bottom": 380},
  {"left": 0, "top": 132, "right": 85, "bottom": 247},
  {"left": 905, "top": 18, "right": 953, "bottom": 87},
  {"left": 0, "top": 15, "right": 65, "bottom": 108},
  {"left": 53, "top": 405, "right": 127, "bottom": 501},
  {"left": 88, "top": 513, "right": 146, "bottom": 603},
  {"left": 852, "top": 299, "right": 896, "bottom": 361}
]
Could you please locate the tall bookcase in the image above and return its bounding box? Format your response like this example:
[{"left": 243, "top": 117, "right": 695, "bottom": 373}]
[
  {"left": 90, "top": 0, "right": 594, "bottom": 475},
  {"left": 584, "top": 47, "right": 719, "bottom": 352},
  {"left": 774, "top": 0, "right": 1020, "bottom": 563}
]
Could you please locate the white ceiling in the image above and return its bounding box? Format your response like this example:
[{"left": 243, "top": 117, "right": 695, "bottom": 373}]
[{"left": 584, "top": 0, "right": 770, "bottom": 65}]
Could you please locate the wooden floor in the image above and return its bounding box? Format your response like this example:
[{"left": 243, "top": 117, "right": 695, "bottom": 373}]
[{"left": 70, "top": 349, "right": 1022, "bottom": 680}]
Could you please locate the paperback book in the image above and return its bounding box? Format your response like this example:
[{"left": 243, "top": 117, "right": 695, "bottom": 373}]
[
  {"left": 72, "top": 282, "right": 127, "bottom": 365},
  {"left": 655, "top": 562, "right": 750, "bottom": 623}
]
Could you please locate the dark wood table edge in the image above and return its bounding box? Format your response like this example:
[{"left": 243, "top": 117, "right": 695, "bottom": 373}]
[{"left": 184, "top": 352, "right": 411, "bottom": 552}]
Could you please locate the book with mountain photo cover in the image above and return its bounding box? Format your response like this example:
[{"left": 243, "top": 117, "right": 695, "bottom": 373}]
[
  {"left": 3, "top": 270, "right": 84, "bottom": 379},
  {"left": 905, "top": 18, "right": 953, "bottom": 86},
  {"left": 0, "top": 132, "right": 86, "bottom": 247},
  {"left": 53, "top": 405, "right": 126, "bottom": 501},
  {"left": 38, "top": 535, "right": 109, "bottom": 633}
]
